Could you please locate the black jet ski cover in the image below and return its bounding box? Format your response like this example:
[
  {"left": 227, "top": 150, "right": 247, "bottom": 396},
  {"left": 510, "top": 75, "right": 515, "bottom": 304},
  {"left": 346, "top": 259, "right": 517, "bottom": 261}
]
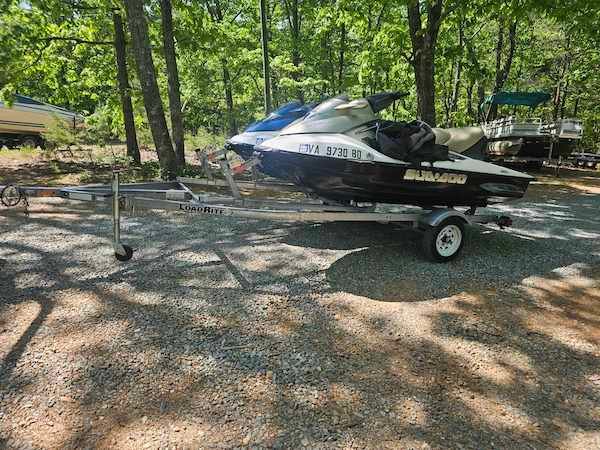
[
  {"left": 375, "top": 120, "right": 450, "bottom": 164},
  {"left": 366, "top": 91, "right": 408, "bottom": 113}
]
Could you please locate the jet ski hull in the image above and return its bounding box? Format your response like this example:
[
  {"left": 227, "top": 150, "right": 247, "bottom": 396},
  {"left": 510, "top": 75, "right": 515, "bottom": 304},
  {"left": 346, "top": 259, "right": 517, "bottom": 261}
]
[
  {"left": 226, "top": 131, "right": 279, "bottom": 160},
  {"left": 225, "top": 141, "right": 256, "bottom": 160},
  {"left": 258, "top": 150, "right": 531, "bottom": 207}
]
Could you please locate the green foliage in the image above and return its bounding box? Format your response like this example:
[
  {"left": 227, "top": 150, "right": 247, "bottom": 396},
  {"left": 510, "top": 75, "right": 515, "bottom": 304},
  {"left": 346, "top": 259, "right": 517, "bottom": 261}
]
[
  {"left": 84, "top": 103, "right": 122, "bottom": 146},
  {"left": 42, "top": 113, "right": 85, "bottom": 148},
  {"left": 1, "top": 0, "right": 600, "bottom": 152},
  {"left": 185, "top": 129, "right": 225, "bottom": 151}
]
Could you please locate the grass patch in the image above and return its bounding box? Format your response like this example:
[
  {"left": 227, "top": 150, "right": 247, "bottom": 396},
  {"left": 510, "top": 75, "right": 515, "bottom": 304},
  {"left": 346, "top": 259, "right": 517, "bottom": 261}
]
[{"left": 0, "top": 146, "right": 41, "bottom": 160}]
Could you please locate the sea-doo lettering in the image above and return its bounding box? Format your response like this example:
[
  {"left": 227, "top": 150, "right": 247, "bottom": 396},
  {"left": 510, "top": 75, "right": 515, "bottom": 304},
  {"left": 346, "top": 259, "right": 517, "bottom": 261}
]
[{"left": 403, "top": 169, "right": 468, "bottom": 185}]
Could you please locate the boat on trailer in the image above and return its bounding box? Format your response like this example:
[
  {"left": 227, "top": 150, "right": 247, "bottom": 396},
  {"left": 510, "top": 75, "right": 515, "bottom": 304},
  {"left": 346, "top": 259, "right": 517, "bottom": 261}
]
[
  {"left": 480, "top": 91, "right": 583, "bottom": 167},
  {"left": 2, "top": 155, "right": 515, "bottom": 263},
  {"left": 2, "top": 92, "right": 536, "bottom": 263}
]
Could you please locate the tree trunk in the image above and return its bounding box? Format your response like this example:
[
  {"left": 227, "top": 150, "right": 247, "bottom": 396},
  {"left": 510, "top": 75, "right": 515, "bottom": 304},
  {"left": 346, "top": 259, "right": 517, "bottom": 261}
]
[
  {"left": 284, "top": 0, "right": 303, "bottom": 101},
  {"left": 123, "top": 0, "right": 177, "bottom": 179},
  {"left": 464, "top": 34, "right": 485, "bottom": 122},
  {"left": 477, "top": 82, "right": 485, "bottom": 122},
  {"left": 466, "top": 81, "right": 474, "bottom": 122},
  {"left": 489, "top": 18, "right": 518, "bottom": 120},
  {"left": 448, "top": 21, "right": 464, "bottom": 126},
  {"left": 222, "top": 59, "right": 237, "bottom": 136},
  {"left": 407, "top": 0, "right": 443, "bottom": 127},
  {"left": 204, "top": 0, "right": 237, "bottom": 135},
  {"left": 160, "top": 0, "right": 185, "bottom": 168},
  {"left": 554, "top": 37, "right": 571, "bottom": 121},
  {"left": 553, "top": 81, "right": 561, "bottom": 121},
  {"left": 112, "top": 12, "right": 140, "bottom": 165},
  {"left": 560, "top": 79, "right": 568, "bottom": 119},
  {"left": 259, "top": 0, "right": 272, "bottom": 114},
  {"left": 338, "top": 22, "right": 346, "bottom": 94}
]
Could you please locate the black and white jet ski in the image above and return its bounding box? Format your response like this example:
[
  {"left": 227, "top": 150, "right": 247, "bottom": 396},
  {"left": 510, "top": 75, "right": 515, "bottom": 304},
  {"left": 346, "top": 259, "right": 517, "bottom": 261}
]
[
  {"left": 226, "top": 101, "right": 315, "bottom": 160},
  {"left": 254, "top": 92, "right": 534, "bottom": 207}
]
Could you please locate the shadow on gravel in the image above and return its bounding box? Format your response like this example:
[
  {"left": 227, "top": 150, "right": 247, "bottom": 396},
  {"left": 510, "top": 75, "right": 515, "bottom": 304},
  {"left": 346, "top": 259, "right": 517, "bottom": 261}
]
[
  {"left": 1, "top": 181, "right": 599, "bottom": 448},
  {"left": 0, "top": 159, "right": 111, "bottom": 186},
  {"left": 284, "top": 184, "right": 600, "bottom": 302}
]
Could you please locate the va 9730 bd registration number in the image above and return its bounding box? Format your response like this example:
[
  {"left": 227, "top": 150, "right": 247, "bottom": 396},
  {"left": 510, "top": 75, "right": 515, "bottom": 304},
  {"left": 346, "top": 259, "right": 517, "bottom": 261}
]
[{"left": 298, "top": 143, "right": 369, "bottom": 161}]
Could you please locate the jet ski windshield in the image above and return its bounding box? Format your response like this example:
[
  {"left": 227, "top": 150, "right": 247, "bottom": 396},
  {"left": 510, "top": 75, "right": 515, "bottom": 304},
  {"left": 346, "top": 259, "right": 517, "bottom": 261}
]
[
  {"left": 271, "top": 101, "right": 304, "bottom": 116},
  {"left": 245, "top": 101, "right": 313, "bottom": 132},
  {"left": 303, "top": 96, "right": 350, "bottom": 121},
  {"left": 282, "top": 95, "right": 378, "bottom": 135}
]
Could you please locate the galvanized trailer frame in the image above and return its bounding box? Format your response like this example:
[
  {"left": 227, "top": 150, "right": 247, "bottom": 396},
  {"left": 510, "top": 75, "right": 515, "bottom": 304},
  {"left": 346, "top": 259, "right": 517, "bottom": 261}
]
[{"left": 1, "top": 158, "right": 512, "bottom": 262}]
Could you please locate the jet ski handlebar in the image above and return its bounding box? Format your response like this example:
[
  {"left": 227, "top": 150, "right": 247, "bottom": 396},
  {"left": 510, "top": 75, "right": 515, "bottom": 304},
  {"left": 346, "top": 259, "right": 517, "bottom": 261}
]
[{"left": 366, "top": 91, "right": 409, "bottom": 113}]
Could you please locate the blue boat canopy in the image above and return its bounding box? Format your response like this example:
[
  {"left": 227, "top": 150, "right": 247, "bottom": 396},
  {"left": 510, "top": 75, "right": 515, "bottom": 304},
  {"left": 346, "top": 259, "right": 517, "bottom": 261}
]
[{"left": 481, "top": 91, "right": 551, "bottom": 110}]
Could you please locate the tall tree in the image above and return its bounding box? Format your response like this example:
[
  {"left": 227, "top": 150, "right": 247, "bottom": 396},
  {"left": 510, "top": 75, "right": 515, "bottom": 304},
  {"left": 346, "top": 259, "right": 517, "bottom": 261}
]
[
  {"left": 112, "top": 12, "right": 141, "bottom": 165},
  {"left": 448, "top": 20, "right": 464, "bottom": 126},
  {"left": 407, "top": 0, "right": 444, "bottom": 126},
  {"left": 123, "top": 0, "right": 177, "bottom": 178},
  {"left": 282, "top": 0, "right": 303, "bottom": 101},
  {"left": 160, "top": 0, "right": 185, "bottom": 167},
  {"left": 488, "top": 17, "right": 518, "bottom": 120},
  {"left": 204, "top": 0, "right": 237, "bottom": 136},
  {"left": 259, "top": 0, "right": 272, "bottom": 114},
  {"left": 338, "top": 21, "right": 346, "bottom": 93}
]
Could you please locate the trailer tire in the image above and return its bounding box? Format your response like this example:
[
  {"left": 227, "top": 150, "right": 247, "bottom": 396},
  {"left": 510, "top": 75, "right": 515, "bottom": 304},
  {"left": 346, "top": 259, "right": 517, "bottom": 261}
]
[
  {"left": 422, "top": 217, "right": 465, "bottom": 262},
  {"left": 115, "top": 245, "right": 134, "bottom": 261},
  {"left": 1, "top": 185, "right": 22, "bottom": 207},
  {"left": 21, "top": 136, "right": 39, "bottom": 149}
]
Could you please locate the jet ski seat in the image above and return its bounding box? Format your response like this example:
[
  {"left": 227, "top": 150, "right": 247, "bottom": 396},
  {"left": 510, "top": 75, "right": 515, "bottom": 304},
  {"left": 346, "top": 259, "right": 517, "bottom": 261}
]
[{"left": 433, "top": 126, "right": 485, "bottom": 154}]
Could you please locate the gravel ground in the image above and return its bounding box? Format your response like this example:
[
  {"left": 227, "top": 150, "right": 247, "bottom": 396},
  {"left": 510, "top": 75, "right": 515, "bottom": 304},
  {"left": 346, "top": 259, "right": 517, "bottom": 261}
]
[{"left": 1, "top": 171, "right": 600, "bottom": 449}]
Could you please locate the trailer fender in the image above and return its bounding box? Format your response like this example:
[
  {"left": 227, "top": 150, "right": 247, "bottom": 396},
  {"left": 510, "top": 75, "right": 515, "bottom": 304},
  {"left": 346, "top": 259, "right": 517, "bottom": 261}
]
[{"left": 418, "top": 209, "right": 470, "bottom": 228}]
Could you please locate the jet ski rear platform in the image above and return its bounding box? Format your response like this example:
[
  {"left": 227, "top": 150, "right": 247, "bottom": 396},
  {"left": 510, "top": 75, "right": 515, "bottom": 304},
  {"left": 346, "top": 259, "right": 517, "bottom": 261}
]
[{"left": 1, "top": 153, "right": 514, "bottom": 263}]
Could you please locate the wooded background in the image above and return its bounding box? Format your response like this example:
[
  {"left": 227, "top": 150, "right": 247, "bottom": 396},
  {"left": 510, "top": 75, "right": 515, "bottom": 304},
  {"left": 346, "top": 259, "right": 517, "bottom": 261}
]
[{"left": 1, "top": 0, "right": 599, "bottom": 176}]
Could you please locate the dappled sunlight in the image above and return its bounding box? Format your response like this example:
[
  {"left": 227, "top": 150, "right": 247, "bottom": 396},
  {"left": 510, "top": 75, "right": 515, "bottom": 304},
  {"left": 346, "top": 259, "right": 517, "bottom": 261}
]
[
  {"left": 396, "top": 397, "right": 427, "bottom": 427},
  {"left": 0, "top": 301, "right": 41, "bottom": 361},
  {"left": 2, "top": 170, "right": 600, "bottom": 448}
]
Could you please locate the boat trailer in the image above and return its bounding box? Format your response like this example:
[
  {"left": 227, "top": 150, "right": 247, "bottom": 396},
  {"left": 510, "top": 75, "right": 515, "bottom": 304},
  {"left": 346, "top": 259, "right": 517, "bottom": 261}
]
[{"left": 0, "top": 156, "right": 513, "bottom": 262}]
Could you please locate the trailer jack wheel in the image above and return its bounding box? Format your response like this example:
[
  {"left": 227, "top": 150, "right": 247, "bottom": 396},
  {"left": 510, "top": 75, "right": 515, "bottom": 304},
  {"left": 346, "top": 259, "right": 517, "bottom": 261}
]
[
  {"left": 1, "top": 185, "right": 22, "bottom": 207},
  {"left": 422, "top": 217, "right": 465, "bottom": 262},
  {"left": 115, "top": 244, "right": 134, "bottom": 261}
]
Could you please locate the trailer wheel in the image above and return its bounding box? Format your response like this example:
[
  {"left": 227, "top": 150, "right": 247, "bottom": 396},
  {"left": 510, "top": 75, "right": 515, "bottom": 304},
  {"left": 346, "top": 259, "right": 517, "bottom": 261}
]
[
  {"left": 21, "top": 136, "right": 39, "bottom": 149},
  {"left": 1, "top": 185, "right": 22, "bottom": 207},
  {"left": 422, "top": 218, "right": 465, "bottom": 262},
  {"left": 115, "top": 245, "right": 134, "bottom": 261}
]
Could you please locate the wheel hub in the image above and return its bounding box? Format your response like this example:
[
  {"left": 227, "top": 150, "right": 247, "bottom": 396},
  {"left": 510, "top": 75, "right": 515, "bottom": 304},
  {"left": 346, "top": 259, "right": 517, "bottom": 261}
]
[{"left": 435, "top": 224, "right": 462, "bottom": 257}]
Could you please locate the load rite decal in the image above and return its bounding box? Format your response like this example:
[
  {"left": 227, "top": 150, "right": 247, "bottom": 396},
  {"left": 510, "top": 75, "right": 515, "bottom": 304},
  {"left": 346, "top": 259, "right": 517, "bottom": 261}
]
[
  {"left": 179, "top": 203, "right": 227, "bottom": 215},
  {"left": 403, "top": 169, "right": 468, "bottom": 184}
]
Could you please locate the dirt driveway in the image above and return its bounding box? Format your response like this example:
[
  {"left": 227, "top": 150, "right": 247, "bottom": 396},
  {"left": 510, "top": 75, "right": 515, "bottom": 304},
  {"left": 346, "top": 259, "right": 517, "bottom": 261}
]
[{"left": 1, "top": 169, "right": 599, "bottom": 449}]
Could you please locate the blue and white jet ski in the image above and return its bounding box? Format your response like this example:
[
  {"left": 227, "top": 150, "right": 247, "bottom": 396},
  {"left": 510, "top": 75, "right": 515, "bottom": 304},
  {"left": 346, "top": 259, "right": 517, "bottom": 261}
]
[{"left": 226, "top": 101, "right": 315, "bottom": 160}]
